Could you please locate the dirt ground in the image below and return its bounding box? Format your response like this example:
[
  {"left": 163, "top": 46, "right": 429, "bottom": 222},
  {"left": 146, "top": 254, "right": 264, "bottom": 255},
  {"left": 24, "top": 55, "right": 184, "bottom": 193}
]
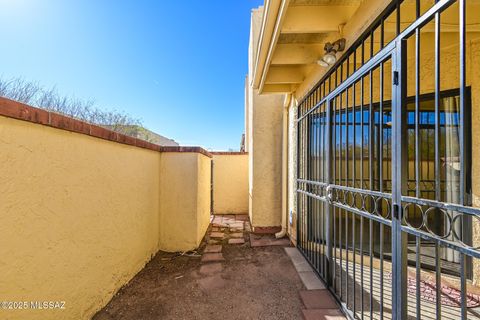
[{"left": 92, "top": 244, "right": 305, "bottom": 320}]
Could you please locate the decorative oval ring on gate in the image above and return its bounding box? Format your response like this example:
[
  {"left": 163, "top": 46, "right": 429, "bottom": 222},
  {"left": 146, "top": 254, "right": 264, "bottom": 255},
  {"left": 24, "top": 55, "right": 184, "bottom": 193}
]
[
  {"left": 346, "top": 191, "right": 355, "bottom": 207},
  {"left": 403, "top": 203, "right": 424, "bottom": 229},
  {"left": 451, "top": 213, "right": 480, "bottom": 249},
  {"left": 375, "top": 197, "right": 391, "bottom": 219},
  {"left": 354, "top": 192, "right": 364, "bottom": 210},
  {"left": 363, "top": 194, "right": 376, "bottom": 214},
  {"left": 451, "top": 213, "right": 467, "bottom": 246},
  {"left": 336, "top": 189, "right": 345, "bottom": 205},
  {"left": 424, "top": 207, "right": 452, "bottom": 239},
  {"left": 320, "top": 185, "right": 326, "bottom": 197}
]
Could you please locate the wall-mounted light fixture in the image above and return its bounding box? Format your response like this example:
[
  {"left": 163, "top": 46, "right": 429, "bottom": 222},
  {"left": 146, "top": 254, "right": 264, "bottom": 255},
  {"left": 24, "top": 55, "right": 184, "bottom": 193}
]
[{"left": 317, "top": 38, "right": 346, "bottom": 67}]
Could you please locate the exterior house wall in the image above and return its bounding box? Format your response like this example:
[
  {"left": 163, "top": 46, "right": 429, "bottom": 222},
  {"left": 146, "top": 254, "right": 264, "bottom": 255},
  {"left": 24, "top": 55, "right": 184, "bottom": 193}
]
[
  {"left": 248, "top": 8, "right": 262, "bottom": 225},
  {"left": 0, "top": 98, "right": 211, "bottom": 319},
  {"left": 283, "top": 0, "right": 480, "bottom": 287},
  {"left": 294, "top": 0, "right": 394, "bottom": 101},
  {"left": 288, "top": 98, "right": 298, "bottom": 243},
  {"left": 245, "top": 76, "right": 250, "bottom": 152},
  {"left": 212, "top": 153, "right": 248, "bottom": 215},
  {"left": 470, "top": 38, "right": 480, "bottom": 285},
  {"left": 408, "top": 34, "right": 480, "bottom": 285},
  {"left": 248, "top": 76, "right": 254, "bottom": 222},
  {"left": 247, "top": 6, "right": 286, "bottom": 230},
  {"left": 249, "top": 92, "right": 284, "bottom": 228},
  {"left": 286, "top": 0, "right": 480, "bottom": 235}
]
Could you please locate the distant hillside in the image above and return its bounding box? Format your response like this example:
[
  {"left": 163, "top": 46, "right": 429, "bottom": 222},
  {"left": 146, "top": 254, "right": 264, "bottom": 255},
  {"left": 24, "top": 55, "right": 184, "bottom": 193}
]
[{"left": 103, "top": 125, "right": 179, "bottom": 146}]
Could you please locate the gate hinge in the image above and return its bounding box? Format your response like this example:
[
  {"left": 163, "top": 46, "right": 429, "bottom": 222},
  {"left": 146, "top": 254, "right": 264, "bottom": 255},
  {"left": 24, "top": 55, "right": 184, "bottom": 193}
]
[{"left": 393, "top": 71, "right": 399, "bottom": 86}]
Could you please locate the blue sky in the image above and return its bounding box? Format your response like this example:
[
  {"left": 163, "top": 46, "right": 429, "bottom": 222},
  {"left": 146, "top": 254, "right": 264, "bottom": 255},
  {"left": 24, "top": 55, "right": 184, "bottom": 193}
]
[{"left": 0, "top": 0, "right": 263, "bottom": 150}]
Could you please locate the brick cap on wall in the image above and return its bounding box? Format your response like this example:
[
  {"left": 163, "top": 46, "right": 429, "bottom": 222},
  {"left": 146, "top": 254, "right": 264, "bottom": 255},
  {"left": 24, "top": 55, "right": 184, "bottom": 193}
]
[
  {"left": 0, "top": 97, "right": 213, "bottom": 158},
  {"left": 210, "top": 151, "right": 248, "bottom": 155}
]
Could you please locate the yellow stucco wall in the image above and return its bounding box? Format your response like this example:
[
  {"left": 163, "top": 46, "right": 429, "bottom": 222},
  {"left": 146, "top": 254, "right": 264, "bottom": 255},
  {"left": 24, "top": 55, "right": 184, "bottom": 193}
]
[
  {"left": 287, "top": 98, "right": 298, "bottom": 244},
  {"left": 212, "top": 154, "right": 248, "bottom": 214},
  {"left": 0, "top": 115, "right": 211, "bottom": 319},
  {"left": 196, "top": 154, "right": 213, "bottom": 243},
  {"left": 0, "top": 115, "right": 160, "bottom": 319},
  {"left": 249, "top": 92, "right": 284, "bottom": 228},
  {"left": 247, "top": 7, "right": 285, "bottom": 229},
  {"left": 158, "top": 152, "right": 211, "bottom": 252}
]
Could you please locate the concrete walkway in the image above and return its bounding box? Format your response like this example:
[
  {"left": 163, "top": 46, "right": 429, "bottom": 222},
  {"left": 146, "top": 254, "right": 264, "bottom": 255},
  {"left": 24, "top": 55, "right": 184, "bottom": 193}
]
[{"left": 285, "top": 247, "right": 346, "bottom": 320}]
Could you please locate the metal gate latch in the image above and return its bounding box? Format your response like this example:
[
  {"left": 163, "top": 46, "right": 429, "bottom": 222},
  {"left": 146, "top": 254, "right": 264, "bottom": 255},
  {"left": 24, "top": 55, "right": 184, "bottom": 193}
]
[{"left": 326, "top": 185, "right": 333, "bottom": 203}]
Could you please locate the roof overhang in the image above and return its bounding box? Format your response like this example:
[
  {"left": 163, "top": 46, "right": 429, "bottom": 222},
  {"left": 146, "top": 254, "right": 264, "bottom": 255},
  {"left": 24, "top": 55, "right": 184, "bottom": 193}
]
[{"left": 251, "top": 0, "right": 363, "bottom": 95}]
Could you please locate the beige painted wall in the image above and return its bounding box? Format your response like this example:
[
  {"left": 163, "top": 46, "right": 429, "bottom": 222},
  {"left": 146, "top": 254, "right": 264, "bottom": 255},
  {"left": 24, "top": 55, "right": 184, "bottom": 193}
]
[
  {"left": 0, "top": 115, "right": 211, "bottom": 319},
  {"left": 212, "top": 154, "right": 248, "bottom": 214}
]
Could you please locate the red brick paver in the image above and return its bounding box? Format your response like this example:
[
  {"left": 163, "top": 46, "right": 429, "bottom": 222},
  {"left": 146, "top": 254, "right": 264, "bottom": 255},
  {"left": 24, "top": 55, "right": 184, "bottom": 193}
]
[
  {"left": 210, "top": 232, "right": 224, "bottom": 239},
  {"left": 249, "top": 234, "right": 291, "bottom": 247},
  {"left": 230, "top": 223, "right": 244, "bottom": 229},
  {"left": 228, "top": 238, "right": 245, "bottom": 245},
  {"left": 204, "top": 245, "right": 222, "bottom": 253},
  {"left": 201, "top": 253, "right": 225, "bottom": 263},
  {"left": 230, "top": 232, "right": 244, "bottom": 238}
]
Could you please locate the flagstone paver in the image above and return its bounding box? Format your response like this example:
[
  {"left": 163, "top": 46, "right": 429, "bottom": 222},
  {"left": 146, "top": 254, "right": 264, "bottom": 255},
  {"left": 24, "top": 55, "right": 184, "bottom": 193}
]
[
  {"left": 201, "top": 253, "right": 225, "bottom": 263},
  {"left": 228, "top": 238, "right": 245, "bottom": 245},
  {"left": 210, "top": 232, "right": 224, "bottom": 239},
  {"left": 230, "top": 232, "right": 244, "bottom": 238},
  {"left": 204, "top": 244, "right": 222, "bottom": 253},
  {"left": 94, "top": 213, "right": 344, "bottom": 320},
  {"left": 249, "top": 234, "right": 291, "bottom": 247}
]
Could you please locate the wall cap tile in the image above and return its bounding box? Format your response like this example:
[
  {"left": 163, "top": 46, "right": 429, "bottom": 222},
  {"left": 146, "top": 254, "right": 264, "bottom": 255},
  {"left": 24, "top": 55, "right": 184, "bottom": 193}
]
[{"left": 0, "top": 97, "right": 213, "bottom": 158}]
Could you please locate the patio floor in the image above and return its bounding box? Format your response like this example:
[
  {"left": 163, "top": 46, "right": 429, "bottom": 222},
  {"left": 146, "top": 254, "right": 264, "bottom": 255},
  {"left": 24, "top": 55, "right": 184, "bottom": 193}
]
[
  {"left": 333, "top": 256, "right": 480, "bottom": 320},
  {"left": 300, "top": 242, "right": 480, "bottom": 320},
  {"left": 93, "top": 215, "right": 344, "bottom": 320}
]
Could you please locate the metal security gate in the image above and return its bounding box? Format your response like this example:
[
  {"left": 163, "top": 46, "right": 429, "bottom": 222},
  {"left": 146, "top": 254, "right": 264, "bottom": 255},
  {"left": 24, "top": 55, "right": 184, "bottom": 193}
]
[{"left": 296, "top": 0, "right": 479, "bottom": 319}]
